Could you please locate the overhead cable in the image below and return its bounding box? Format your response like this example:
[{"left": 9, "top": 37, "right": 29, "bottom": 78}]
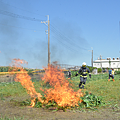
[
  {"left": 0, "top": 0, "right": 45, "bottom": 17},
  {"left": 0, "top": 9, "right": 44, "bottom": 22},
  {"left": 50, "top": 23, "right": 89, "bottom": 51}
]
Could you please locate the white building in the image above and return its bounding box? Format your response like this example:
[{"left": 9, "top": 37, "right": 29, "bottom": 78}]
[{"left": 93, "top": 57, "right": 120, "bottom": 69}]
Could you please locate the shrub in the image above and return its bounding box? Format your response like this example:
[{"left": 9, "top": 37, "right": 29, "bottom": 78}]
[
  {"left": 0, "top": 66, "right": 9, "bottom": 72},
  {"left": 115, "top": 71, "right": 120, "bottom": 75},
  {"left": 28, "top": 70, "right": 33, "bottom": 76},
  {"left": 87, "top": 66, "right": 97, "bottom": 72},
  {"left": 97, "top": 68, "right": 102, "bottom": 73}
]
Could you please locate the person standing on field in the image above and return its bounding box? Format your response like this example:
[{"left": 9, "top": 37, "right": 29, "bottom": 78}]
[
  {"left": 75, "top": 62, "right": 91, "bottom": 89},
  {"left": 68, "top": 69, "right": 71, "bottom": 79},
  {"left": 108, "top": 68, "right": 115, "bottom": 81},
  {"left": 112, "top": 68, "right": 115, "bottom": 79}
]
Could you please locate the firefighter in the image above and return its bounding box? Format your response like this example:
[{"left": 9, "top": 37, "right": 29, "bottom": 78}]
[
  {"left": 108, "top": 68, "right": 115, "bottom": 81},
  {"left": 68, "top": 69, "right": 71, "bottom": 79},
  {"left": 75, "top": 62, "right": 91, "bottom": 89}
]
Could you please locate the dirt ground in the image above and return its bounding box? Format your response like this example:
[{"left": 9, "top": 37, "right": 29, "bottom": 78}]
[
  {"left": 0, "top": 73, "right": 44, "bottom": 83},
  {"left": 0, "top": 95, "right": 120, "bottom": 120}
]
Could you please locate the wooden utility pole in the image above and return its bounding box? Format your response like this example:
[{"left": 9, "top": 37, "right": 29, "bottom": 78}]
[
  {"left": 41, "top": 15, "right": 50, "bottom": 65},
  {"left": 92, "top": 49, "right": 93, "bottom": 71},
  {"left": 89, "top": 47, "right": 93, "bottom": 71}
]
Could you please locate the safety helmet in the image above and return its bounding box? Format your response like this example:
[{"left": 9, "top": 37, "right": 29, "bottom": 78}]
[{"left": 82, "top": 62, "right": 86, "bottom": 67}]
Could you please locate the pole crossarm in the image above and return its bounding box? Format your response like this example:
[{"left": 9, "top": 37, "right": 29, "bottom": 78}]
[{"left": 41, "top": 21, "right": 48, "bottom": 26}]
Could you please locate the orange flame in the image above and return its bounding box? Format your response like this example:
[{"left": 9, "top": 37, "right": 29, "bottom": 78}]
[
  {"left": 42, "top": 64, "right": 83, "bottom": 107},
  {"left": 12, "top": 59, "right": 83, "bottom": 108},
  {"left": 12, "top": 59, "right": 43, "bottom": 107}
]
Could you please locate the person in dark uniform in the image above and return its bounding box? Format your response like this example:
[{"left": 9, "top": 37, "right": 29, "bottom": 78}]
[
  {"left": 108, "top": 68, "right": 115, "bottom": 81},
  {"left": 68, "top": 69, "right": 71, "bottom": 79},
  {"left": 75, "top": 62, "right": 91, "bottom": 89}
]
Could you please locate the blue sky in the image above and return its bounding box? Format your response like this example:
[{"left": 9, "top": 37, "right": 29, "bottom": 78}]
[{"left": 0, "top": 0, "right": 120, "bottom": 69}]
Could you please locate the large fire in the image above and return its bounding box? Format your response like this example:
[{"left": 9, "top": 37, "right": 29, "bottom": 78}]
[
  {"left": 13, "top": 59, "right": 83, "bottom": 108},
  {"left": 41, "top": 65, "right": 83, "bottom": 107}
]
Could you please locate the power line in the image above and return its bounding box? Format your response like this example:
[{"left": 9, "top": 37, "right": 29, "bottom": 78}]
[
  {"left": 0, "top": 8, "right": 101, "bottom": 58},
  {"left": 52, "top": 36, "right": 79, "bottom": 53},
  {"left": 50, "top": 27, "right": 78, "bottom": 52},
  {"left": 50, "top": 23, "right": 101, "bottom": 57},
  {"left": 50, "top": 23, "right": 90, "bottom": 53},
  {"left": 0, "top": 8, "right": 84, "bottom": 63},
  {"left": 50, "top": 23, "right": 79, "bottom": 52},
  {"left": 0, "top": 0, "right": 45, "bottom": 17},
  {"left": 50, "top": 23, "right": 89, "bottom": 51},
  {"left": 0, "top": 8, "right": 90, "bottom": 53},
  {"left": 0, "top": 9, "right": 44, "bottom": 22},
  {"left": 51, "top": 27, "right": 87, "bottom": 53}
]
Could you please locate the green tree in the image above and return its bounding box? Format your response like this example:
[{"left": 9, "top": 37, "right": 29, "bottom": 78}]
[{"left": 97, "top": 68, "right": 102, "bottom": 73}]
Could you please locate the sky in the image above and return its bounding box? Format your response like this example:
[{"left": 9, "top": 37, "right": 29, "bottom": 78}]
[{"left": 0, "top": 0, "right": 120, "bottom": 69}]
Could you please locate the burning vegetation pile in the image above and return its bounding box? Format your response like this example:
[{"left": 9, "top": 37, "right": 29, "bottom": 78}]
[
  {"left": 11, "top": 59, "right": 104, "bottom": 111},
  {"left": 40, "top": 65, "right": 83, "bottom": 108}
]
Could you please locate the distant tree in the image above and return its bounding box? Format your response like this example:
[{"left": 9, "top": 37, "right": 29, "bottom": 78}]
[
  {"left": 97, "top": 68, "right": 102, "bottom": 73},
  {"left": 87, "top": 66, "right": 97, "bottom": 72}
]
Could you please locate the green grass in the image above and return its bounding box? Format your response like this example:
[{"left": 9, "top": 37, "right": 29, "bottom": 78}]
[
  {"left": 0, "top": 115, "right": 26, "bottom": 120},
  {"left": 71, "top": 73, "right": 120, "bottom": 105},
  {"left": 1, "top": 73, "right": 120, "bottom": 104},
  {"left": 0, "top": 73, "right": 120, "bottom": 112},
  {"left": 0, "top": 82, "right": 27, "bottom": 98}
]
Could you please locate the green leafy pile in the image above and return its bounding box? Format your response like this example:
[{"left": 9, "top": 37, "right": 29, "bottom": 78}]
[{"left": 80, "top": 91, "right": 105, "bottom": 109}]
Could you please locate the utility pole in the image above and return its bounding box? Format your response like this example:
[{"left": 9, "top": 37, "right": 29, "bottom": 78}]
[
  {"left": 92, "top": 49, "right": 93, "bottom": 71},
  {"left": 41, "top": 15, "right": 50, "bottom": 65},
  {"left": 88, "top": 47, "right": 93, "bottom": 71}
]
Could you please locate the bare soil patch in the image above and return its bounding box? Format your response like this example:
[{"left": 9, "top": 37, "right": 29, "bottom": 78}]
[{"left": 0, "top": 73, "right": 44, "bottom": 83}]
